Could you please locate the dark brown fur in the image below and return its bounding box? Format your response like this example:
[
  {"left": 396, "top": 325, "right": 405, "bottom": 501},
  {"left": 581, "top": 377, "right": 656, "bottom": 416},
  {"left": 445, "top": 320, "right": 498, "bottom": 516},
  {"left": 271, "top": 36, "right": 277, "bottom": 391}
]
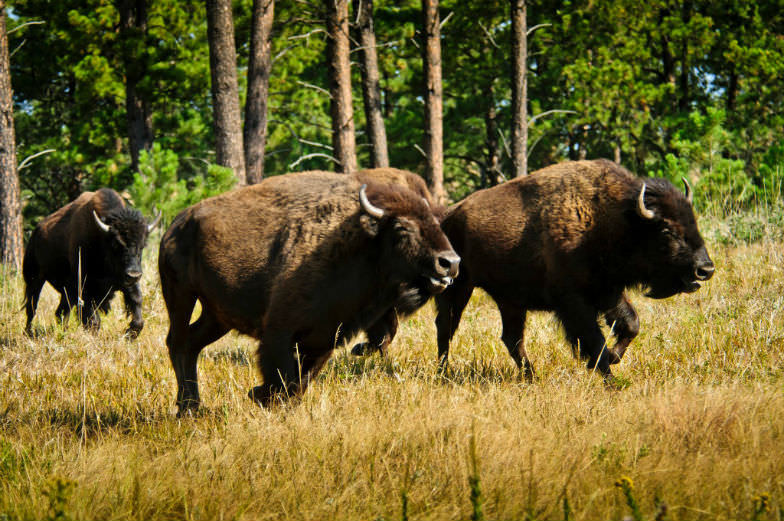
[
  {"left": 435, "top": 159, "right": 714, "bottom": 378},
  {"left": 23, "top": 188, "right": 153, "bottom": 337},
  {"left": 159, "top": 171, "right": 458, "bottom": 414}
]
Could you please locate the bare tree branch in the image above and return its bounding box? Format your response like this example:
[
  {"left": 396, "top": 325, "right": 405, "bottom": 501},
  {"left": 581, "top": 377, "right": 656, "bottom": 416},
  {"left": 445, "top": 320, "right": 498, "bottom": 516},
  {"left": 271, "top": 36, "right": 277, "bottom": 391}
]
[
  {"left": 8, "top": 20, "right": 45, "bottom": 35},
  {"left": 18, "top": 149, "right": 55, "bottom": 171},
  {"left": 288, "top": 152, "right": 338, "bottom": 170}
]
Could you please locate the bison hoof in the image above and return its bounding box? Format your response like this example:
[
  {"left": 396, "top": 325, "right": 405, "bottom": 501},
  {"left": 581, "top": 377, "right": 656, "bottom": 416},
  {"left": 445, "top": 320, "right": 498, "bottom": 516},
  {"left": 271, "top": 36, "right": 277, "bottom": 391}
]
[
  {"left": 125, "top": 323, "right": 143, "bottom": 340},
  {"left": 351, "top": 342, "right": 382, "bottom": 356}
]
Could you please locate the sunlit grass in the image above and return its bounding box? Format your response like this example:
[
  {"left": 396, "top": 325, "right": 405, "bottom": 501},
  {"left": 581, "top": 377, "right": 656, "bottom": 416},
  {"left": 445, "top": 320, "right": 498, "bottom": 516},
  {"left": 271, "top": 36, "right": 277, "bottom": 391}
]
[{"left": 1, "top": 217, "right": 783, "bottom": 520}]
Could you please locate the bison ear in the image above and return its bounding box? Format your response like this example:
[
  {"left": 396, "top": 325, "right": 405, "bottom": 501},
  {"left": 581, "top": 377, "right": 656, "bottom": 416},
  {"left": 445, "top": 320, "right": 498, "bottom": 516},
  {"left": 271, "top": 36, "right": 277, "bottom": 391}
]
[{"left": 360, "top": 214, "right": 380, "bottom": 237}]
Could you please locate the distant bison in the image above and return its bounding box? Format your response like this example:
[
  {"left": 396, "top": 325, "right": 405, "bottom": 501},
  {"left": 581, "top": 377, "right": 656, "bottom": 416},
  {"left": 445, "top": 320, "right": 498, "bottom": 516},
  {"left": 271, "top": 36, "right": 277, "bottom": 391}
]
[
  {"left": 159, "top": 171, "right": 459, "bottom": 414},
  {"left": 434, "top": 159, "right": 714, "bottom": 379},
  {"left": 350, "top": 168, "right": 441, "bottom": 356},
  {"left": 23, "top": 188, "right": 160, "bottom": 337}
]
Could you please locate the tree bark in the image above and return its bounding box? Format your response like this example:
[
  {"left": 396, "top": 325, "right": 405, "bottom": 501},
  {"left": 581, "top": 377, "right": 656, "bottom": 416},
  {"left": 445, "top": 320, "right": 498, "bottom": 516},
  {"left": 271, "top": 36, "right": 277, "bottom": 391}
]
[
  {"left": 511, "top": 0, "right": 527, "bottom": 177},
  {"left": 244, "top": 0, "right": 275, "bottom": 184},
  {"left": 421, "top": 0, "right": 446, "bottom": 204},
  {"left": 484, "top": 83, "right": 502, "bottom": 186},
  {"left": 118, "top": 0, "right": 153, "bottom": 173},
  {"left": 353, "top": 0, "right": 389, "bottom": 168},
  {"left": 0, "top": 1, "right": 22, "bottom": 269},
  {"left": 326, "top": 0, "right": 358, "bottom": 173},
  {"left": 206, "top": 0, "right": 246, "bottom": 184}
]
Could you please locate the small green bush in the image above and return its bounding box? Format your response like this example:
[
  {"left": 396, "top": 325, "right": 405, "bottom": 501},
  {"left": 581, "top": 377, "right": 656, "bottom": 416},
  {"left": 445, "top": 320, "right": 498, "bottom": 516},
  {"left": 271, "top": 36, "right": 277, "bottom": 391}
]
[{"left": 126, "top": 143, "right": 237, "bottom": 225}]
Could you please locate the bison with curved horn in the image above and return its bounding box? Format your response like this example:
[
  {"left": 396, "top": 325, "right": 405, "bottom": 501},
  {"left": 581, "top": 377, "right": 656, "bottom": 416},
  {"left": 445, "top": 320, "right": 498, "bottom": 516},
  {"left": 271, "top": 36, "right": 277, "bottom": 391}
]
[
  {"left": 434, "top": 159, "right": 714, "bottom": 380},
  {"left": 158, "top": 171, "right": 459, "bottom": 415},
  {"left": 23, "top": 188, "right": 160, "bottom": 337}
]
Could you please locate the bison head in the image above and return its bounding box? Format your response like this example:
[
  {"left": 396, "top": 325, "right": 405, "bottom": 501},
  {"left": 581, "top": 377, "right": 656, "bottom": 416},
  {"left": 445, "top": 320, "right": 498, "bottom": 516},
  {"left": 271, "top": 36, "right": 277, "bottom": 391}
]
[
  {"left": 359, "top": 183, "right": 459, "bottom": 312},
  {"left": 634, "top": 177, "right": 714, "bottom": 299},
  {"left": 93, "top": 207, "right": 161, "bottom": 286}
]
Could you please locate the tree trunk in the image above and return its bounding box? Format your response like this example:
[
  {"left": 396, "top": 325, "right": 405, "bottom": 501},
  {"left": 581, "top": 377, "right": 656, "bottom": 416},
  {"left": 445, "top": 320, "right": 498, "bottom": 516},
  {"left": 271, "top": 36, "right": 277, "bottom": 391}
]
[
  {"left": 354, "top": 0, "right": 389, "bottom": 168},
  {"left": 511, "top": 0, "right": 527, "bottom": 177},
  {"left": 326, "top": 0, "right": 358, "bottom": 173},
  {"left": 484, "top": 84, "right": 502, "bottom": 186},
  {"left": 0, "top": 1, "right": 22, "bottom": 269},
  {"left": 421, "top": 0, "right": 446, "bottom": 204},
  {"left": 244, "top": 0, "right": 275, "bottom": 184},
  {"left": 206, "top": 0, "right": 246, "bottom": 184},
  {"left": 118, "top": 0, "right": 153, "bottom": 173}
]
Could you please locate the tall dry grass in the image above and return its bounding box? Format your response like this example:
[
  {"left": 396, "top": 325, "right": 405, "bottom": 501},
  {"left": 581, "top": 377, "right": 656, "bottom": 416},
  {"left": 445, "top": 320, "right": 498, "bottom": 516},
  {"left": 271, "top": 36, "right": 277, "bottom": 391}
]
[{"left": 1, "top": 215, "right": 783, "bottom": 520}]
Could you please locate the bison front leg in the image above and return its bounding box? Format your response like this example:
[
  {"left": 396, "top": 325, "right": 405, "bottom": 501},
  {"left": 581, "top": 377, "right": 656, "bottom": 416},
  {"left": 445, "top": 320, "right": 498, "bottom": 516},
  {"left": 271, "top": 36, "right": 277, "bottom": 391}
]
[
  {"left": 497, "top": 301, "right": 534, "bottom": 381},
  {"left": 603, "top": 293, "right": 640, "bottom": 365},
  {"left": 351, "top": 309, "right": 399, "bottom": 357},
  {"left": 556, "top": 297, "right": 613, "bottom": 378},
  {"left": 121, "top": 283, "right": 145, "bottom": 339},
  {"left": 434, "top": 279, "right": 474, "bottom": 368}
]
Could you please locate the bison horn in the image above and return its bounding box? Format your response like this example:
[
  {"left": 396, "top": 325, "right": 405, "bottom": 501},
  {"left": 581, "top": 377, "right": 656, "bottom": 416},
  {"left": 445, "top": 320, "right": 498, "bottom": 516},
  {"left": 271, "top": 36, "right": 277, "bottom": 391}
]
[
  {"left": 147, "top": 208, "right": 162, "bottom": 232},
  {"left": 92, "top": 210, "right": 111, "bottom": 233},
  {"left": 637, "top": 183, "right": 655, "bottom": 220},
  {"left": 359, "top": 184, "right": 385, "bottom": 219},
  {"left": 682, "top": 177, "right": 693, "bottom": 205}
]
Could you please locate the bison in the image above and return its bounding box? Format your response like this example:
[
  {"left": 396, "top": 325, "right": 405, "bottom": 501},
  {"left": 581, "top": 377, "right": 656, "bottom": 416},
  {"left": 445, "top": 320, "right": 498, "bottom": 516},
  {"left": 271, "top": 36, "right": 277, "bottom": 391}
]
[
  {"left": 23, "top": 188, "right": 160, "bottom": 337},
  {"left": 434, "top": 159, "right": 714, "bottom": 379},
  {"left": 158, "top": 171, "right": 459, "bottom": 414}
]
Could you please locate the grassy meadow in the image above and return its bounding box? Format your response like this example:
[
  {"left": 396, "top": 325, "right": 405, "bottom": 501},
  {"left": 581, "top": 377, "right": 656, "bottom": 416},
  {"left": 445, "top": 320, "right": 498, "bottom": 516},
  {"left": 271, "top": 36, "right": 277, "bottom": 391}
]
[{"left": 1, "top": 209, "right": 783, "bottom": 521}]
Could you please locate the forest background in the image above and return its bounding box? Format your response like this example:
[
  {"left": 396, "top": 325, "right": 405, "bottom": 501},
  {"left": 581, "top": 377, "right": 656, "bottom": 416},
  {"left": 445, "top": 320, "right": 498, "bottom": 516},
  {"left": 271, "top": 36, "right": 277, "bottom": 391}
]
[{"left": 5, "top": 0, "right": 784, "bottom": 239}]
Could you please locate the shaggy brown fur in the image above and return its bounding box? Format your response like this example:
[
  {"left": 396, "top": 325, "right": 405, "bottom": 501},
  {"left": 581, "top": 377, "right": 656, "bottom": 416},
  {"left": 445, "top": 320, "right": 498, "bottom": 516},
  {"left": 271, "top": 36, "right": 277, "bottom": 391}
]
[
  {"left": 435, "top": 159, "right": 714, "bottom": 379},
  {"left": 23, "top": 188, "right": 154, "bottom": 337},
  {"left": 159, "top": 171, "right": 458, "bottom": 414}
]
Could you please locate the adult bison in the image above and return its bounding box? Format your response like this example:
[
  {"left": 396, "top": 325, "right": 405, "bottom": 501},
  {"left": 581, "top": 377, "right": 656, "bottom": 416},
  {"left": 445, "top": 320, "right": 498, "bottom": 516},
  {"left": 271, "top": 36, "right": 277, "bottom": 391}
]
[
  {"left": 23, "top": 188, "right": 160, "bottom": 337},
  {"left": 158, "top": 172, "right": 459, "bottom": 414},
  {"left": 434, "top": 159, "right": 714, "bottom": 379}
]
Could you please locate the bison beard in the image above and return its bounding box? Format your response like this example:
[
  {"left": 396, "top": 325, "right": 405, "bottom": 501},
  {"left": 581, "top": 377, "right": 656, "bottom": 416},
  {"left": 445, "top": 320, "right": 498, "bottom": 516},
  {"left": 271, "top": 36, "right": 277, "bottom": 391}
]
[
  {"left": 159, "top": 172, "right": 458, "bottom": 415},
  {"left": 432, "top": 159, "right": 714, "bottom": 379},
  {"left": 22, "top": 188, "right": 158, "bottom": 337}
]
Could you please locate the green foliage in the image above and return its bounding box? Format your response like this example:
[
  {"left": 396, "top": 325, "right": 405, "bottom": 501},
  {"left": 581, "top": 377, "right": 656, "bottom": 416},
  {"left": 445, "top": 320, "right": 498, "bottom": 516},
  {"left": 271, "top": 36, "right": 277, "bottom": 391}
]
[
  {"left": 42, "top": 477, "right": 75, "bottom": 521},
  {"left": 127, "top": 144, "right": 237, "bottom": 223},
  {"left": 9, "top": 0, "right": 784, "bottom": 223}
]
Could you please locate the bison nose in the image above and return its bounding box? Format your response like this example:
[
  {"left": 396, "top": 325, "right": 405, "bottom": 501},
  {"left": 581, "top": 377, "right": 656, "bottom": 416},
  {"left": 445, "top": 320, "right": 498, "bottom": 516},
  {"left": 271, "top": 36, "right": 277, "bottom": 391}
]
[
  {"left": 694, "top": 261, "right": 714, "bottom": 281},
  {"left": 126, "top": 270, "right": 143, "bottom": 280},
  {"left": 436, "top": 252, "right": 460, "bottom": 278}
]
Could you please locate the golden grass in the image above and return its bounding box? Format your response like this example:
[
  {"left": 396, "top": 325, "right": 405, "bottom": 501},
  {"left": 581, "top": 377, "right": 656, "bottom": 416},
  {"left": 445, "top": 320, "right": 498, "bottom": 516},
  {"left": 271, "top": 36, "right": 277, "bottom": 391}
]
[{"left": 1, "top": 235, "right": 783, "bottom": 520}]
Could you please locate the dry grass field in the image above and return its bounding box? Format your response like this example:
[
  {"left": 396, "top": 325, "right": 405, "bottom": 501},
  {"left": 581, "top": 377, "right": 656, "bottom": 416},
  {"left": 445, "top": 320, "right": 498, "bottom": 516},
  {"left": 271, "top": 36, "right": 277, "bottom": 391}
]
[{"left": 1, "top": 210, "right": 783, "bottom": 521}]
